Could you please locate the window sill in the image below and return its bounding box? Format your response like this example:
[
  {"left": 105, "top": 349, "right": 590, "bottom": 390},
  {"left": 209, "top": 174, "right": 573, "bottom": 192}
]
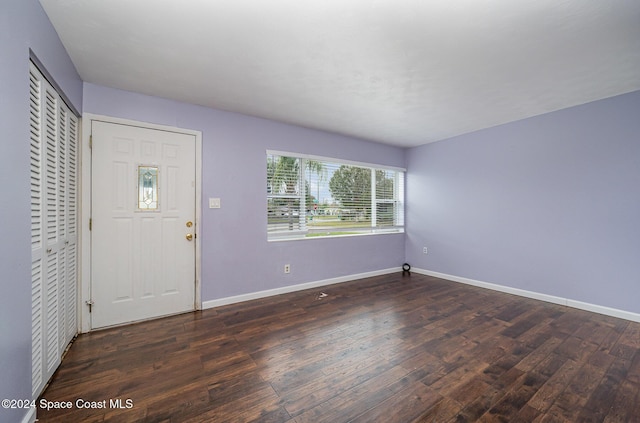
[{"left": 267, "top": 228, "right": 404, "bottom": 242}]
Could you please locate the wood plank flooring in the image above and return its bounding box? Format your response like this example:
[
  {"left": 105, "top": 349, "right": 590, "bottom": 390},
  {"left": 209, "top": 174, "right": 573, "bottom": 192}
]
[{"left": 37, "top": 273, "right": 640, "bottom": 422}]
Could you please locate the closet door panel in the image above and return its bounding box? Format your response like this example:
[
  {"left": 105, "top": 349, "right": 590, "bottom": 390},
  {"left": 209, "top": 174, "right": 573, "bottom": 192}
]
[
  {"left": 29, "top": 64, "right": 45, "bottom": 397},
  {"left": 57, "top": 105, "right": 68, "bottom": 354},
  {"left": 43, "top": 85, "right": 61, "bottom": 379},
  {"left": 65, "top": 115, "right": 79, "bottom": 344}
]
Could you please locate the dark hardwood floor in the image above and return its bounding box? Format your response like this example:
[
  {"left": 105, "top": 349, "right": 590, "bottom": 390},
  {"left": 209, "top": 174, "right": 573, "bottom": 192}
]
[{"left": 37, "top": 273, "right": 640, "bottom": 422}]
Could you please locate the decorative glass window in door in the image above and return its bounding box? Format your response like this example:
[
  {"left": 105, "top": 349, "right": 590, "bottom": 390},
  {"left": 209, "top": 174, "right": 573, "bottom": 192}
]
[{"left": 138, "top": 166, "right": 159, "bottom": 210}]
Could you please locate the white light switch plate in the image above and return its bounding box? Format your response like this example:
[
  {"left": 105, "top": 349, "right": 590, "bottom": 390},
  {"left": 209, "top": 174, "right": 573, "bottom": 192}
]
[{"left": 209, "top": 198, "right": 221, "bottom": 209}]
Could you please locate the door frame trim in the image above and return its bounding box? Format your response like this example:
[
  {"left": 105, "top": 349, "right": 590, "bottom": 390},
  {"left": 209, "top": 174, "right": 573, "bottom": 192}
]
[{"left": 80, "top": 114, "right": 203, "bottom": 332}]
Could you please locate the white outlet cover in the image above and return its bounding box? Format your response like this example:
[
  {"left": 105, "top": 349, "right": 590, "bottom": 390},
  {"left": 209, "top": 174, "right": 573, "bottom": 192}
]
[{"left": 209, "top": 198, "right": 221, "bottom": 209}]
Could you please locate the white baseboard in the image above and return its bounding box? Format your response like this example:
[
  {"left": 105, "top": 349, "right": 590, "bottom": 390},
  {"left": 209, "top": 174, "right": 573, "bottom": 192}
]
[
  {"left": 202, "top": 267, "right": 402, "bottom": 309},
  {"left": 565, "top": 299, "right": 640, "bottom": 322},
  {"left": 22, "top": 407, "right": 36, "bottom": 423},
  {"left": 412, "top": 268, "right": 640, "bottom": 323}
]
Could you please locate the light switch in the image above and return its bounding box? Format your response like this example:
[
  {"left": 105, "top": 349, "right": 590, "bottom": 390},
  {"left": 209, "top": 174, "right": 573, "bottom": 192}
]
[{"left": 209, "top": 198, "right": 221, "bottom": 209}]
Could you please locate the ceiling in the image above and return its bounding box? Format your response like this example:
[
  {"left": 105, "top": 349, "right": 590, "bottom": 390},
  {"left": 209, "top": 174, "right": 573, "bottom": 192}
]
[{"left": 39, "top": 0, "right": 640, "bottom": 148}]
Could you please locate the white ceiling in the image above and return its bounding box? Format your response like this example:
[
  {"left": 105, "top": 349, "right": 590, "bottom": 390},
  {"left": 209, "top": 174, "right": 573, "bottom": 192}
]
[{"left": 39, "top": 0, "right": 640, "bottom": 147}]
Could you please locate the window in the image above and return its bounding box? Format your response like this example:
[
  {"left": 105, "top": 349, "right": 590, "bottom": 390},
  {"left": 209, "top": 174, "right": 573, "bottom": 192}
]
[
  {"left": 267, "top": 151, "right": 405, "bottom": 240},
  {"left": 137, "top": 166, "right": 159, "bottom": 210}
]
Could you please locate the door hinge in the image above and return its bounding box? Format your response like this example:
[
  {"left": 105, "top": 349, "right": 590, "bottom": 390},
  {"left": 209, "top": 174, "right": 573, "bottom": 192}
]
[
  {"left": 89, "top": 134, "right": 93, "bottom": 149},
  {"left": 86, "top": 300, "right": 94, "bottom": 313},
  {"left": 89, "top": 218, "right": 92, "bottom": 231}
]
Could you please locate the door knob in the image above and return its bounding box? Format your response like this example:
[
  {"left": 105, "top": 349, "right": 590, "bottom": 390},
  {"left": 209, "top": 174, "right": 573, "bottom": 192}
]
[
  {"left": 186, "top": 221, "right": 193, "bottom": 228},
  {"left": 186, "top": 233, "right": 193, "bottom": 241}
]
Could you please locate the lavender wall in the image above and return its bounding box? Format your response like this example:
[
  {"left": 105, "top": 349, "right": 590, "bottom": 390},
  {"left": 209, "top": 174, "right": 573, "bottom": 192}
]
[
  {"left": 0, "top": 0, "right": 82, "bottom": 421},
  {"left": 83, "top": 83, "right": 406, "bottom": 302},
  {"left": 406, "top": 90, "right": 640, "bottom": 314}
]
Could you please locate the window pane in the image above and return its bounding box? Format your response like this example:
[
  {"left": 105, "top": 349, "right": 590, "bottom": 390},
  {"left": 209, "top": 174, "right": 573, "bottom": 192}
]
[
  {"left": 138, "top": 166, "right": 158, "bottom": 210},
  {"left": 375, "top": 170, "right": 395, "bottom": 200},
  {"left": 267, "top": 155, "right": 305, "bottom": 236}
]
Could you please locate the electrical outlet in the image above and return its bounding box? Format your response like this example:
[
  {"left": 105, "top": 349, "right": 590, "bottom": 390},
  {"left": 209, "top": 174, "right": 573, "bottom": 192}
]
[
  {"left": 423, "top": 247, "right": 428, "bottom": 254},
  {"left": 284, "top": 264, "right": 291, "bottom": 274}
]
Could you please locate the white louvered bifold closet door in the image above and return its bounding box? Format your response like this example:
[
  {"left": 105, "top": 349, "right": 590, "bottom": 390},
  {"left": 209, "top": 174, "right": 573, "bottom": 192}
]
[{"left": 29, "top": 61, "right": 78, "bottom": 398}]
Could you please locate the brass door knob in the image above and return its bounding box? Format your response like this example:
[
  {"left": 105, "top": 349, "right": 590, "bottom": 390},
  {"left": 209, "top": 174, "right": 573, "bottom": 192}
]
[{"left": 186, "top": 233, "right": 193, "bottom": 241}]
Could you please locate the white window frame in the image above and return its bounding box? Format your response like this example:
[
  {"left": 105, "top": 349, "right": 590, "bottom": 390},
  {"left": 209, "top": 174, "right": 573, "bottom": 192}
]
[{"left": 267, "top": 150, "right": 405, "bottom": 241}]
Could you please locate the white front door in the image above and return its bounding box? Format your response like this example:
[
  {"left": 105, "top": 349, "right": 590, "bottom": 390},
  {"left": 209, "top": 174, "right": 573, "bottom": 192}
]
[{"left": 91, "top": 121, "right": 196, "bottom": 329}]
